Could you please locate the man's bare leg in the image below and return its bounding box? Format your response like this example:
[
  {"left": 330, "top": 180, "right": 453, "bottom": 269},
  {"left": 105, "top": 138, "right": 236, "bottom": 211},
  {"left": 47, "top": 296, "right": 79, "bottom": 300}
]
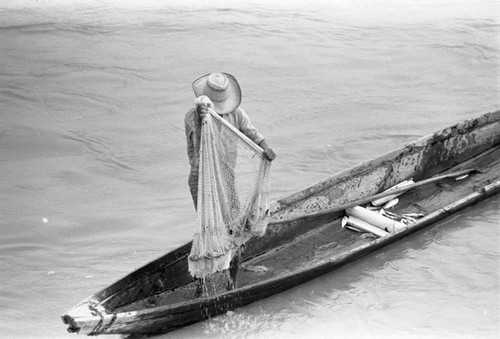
[{"left": 228, "top": 247, "right": 241, "bottom": 290}]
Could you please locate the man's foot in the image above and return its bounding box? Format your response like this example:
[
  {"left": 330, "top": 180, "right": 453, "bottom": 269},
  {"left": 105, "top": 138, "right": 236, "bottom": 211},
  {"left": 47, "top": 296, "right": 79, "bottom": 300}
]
[{"left": 194, "top": 279, "right": 204, "bottom": 298}]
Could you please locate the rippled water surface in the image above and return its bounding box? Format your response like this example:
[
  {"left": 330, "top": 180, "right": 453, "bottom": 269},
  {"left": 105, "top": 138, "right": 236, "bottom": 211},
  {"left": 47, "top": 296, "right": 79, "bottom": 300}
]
[{"left": 0, "top": 0, "right": 498, "bottom": 338}]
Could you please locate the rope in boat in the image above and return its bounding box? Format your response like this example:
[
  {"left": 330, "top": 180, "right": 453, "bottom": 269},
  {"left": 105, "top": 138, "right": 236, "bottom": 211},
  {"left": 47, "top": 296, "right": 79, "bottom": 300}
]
[{"left": 88, "top": 301, "right": 117, "bottom": 336}]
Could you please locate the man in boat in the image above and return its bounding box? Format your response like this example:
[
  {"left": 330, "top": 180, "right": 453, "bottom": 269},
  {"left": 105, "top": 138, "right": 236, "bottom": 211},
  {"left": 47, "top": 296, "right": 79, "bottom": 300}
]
[
  {"left": 185, "top": 72, "right": 276, "bottom": 207},
  {"left": 185, "top": 72, "right": 276, "bottom": 293}
]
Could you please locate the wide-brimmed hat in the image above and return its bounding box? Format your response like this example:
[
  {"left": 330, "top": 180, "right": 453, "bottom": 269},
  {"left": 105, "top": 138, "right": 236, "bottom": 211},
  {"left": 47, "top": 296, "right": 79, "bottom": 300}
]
[{"left": 192, "top": 73, "right": 242, "bottom": 115}]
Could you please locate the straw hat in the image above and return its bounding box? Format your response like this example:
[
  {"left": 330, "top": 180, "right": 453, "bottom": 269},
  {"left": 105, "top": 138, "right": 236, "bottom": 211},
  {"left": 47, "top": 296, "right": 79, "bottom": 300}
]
[{"left": 192, "top": 73, "right": 242, "bottom": 115}]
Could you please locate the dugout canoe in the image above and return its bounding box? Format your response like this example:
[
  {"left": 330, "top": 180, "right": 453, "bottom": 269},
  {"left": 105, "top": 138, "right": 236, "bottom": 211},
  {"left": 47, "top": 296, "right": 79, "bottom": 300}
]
[{"left": 62, "top": 111, "right": 500, "bottom": 335}]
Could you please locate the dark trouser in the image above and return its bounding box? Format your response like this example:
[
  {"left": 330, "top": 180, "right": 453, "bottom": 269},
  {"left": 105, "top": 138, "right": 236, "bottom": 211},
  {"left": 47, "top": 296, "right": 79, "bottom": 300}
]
[{"left": 188, "top": 169, "right": 199, "bottom": 210}]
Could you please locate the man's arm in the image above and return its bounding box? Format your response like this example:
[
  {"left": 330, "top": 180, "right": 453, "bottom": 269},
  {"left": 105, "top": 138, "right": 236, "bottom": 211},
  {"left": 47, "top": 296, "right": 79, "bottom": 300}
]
[
  {"left": 185, "top": 109, "right": 199, "bottom": 168},
  {"left": 237, "top": 108, "right": 276, "bottom": 161}
]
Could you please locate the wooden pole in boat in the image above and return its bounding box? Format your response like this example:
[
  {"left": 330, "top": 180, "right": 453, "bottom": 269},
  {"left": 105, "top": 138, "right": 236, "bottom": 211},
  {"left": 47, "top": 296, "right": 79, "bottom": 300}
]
[{"left": 270, "top": 168, "right": 477, "bottom": 224}]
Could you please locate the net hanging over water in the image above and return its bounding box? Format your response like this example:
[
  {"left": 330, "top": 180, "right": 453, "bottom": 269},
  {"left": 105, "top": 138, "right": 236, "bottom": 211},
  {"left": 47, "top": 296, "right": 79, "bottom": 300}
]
[{"left": 188, "top": 101, "right": 271, "bottom": 279}]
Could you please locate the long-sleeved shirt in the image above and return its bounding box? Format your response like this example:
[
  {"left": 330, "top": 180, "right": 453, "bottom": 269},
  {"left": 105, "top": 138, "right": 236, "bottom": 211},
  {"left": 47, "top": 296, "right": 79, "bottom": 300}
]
[{"left": 184, "top": 106, "right": 265, "bottom": 172}]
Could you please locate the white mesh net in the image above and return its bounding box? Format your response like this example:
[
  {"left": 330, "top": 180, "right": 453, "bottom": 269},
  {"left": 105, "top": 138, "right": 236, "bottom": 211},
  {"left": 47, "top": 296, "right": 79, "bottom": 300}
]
[{"left": 188, "top": 99, "right": 271, "bottom": 279}]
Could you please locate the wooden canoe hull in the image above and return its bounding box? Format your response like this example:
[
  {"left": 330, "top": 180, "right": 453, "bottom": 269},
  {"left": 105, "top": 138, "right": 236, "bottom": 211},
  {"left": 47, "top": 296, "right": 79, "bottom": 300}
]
[{"left": 62, "top": 111, "right": 500, "bottom": 335}]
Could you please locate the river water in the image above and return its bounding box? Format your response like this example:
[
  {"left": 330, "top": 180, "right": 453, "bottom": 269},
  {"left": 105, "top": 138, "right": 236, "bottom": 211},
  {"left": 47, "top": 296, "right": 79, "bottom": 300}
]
[{"left": 0, "top": 0, "right": 498, "bottom": 338}]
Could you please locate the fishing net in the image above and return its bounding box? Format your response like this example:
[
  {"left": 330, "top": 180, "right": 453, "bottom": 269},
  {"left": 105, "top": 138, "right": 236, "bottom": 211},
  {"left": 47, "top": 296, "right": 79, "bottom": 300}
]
[{"left": 188, "top": 98, "right": 272, "bottom": 279}]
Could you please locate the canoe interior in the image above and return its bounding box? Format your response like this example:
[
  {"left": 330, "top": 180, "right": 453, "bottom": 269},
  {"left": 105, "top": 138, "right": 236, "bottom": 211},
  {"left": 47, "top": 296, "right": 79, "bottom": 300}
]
[
  {"left": 246, "top": 111, "right": 500, "bottom": 257},
  {"left": 109, "top": 143, "right": 500, "bottom": 315}
]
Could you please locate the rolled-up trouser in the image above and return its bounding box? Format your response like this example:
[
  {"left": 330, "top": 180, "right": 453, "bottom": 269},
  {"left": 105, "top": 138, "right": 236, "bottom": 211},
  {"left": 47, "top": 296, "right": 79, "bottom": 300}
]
[{"left": 188, "top": 168, "right": 199, "bottom": 210}]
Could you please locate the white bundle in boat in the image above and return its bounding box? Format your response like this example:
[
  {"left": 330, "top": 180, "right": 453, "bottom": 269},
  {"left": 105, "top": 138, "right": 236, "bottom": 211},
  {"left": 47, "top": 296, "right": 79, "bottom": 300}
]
[
  {"left": 188, "top": 98, "right": 272, "bottom": 279},
  {"left": 346, "top": 206, "right": 406, "bottom": 233}
]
